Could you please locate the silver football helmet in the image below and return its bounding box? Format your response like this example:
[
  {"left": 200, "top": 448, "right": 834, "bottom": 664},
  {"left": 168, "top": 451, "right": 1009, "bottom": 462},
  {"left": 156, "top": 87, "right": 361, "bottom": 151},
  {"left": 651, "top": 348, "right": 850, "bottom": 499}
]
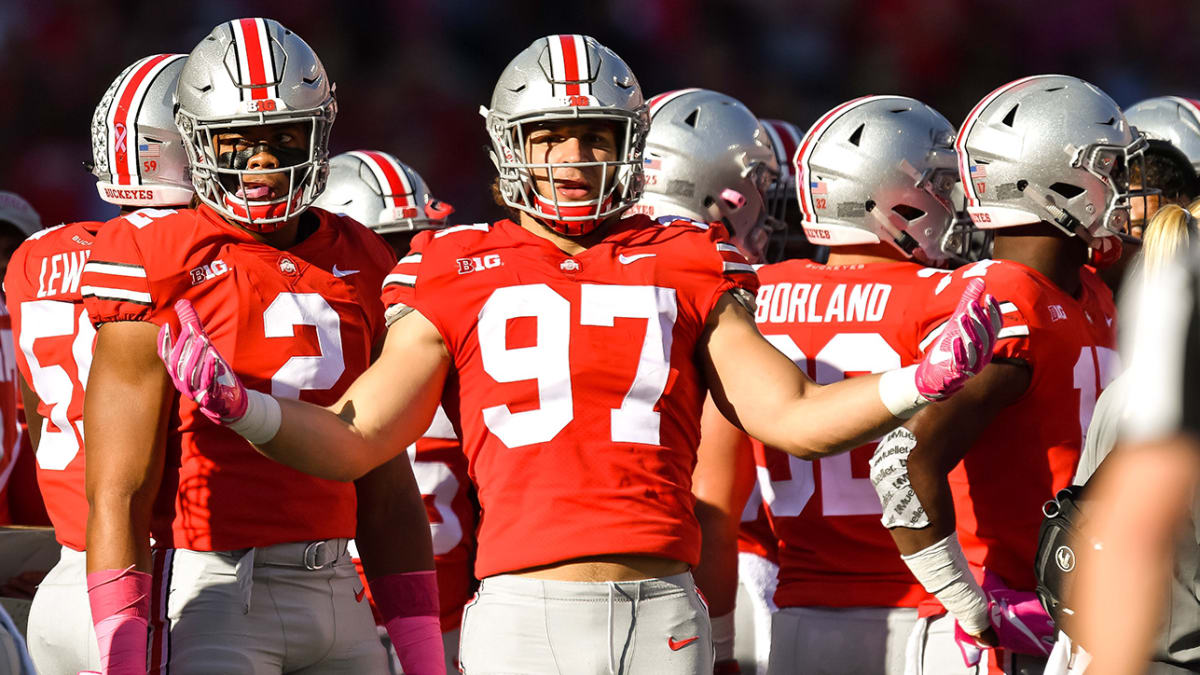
[
  {"left": 795, "top": 95, "right": 959, "bottom": 264},
  {"left": 1124, "top": 97, "right": 1200, "bottom": 170},
  {"left": 175, "top": 18, "right": 337, "bottom": 232},
  {"left": 956, "top": 75, "right": 1147, "bottom": 243},
  {"left": 762, "top": 118, "right": 803, "bottom": 228},
  {"left": 313, "top": 151, "right": 453, "bottom": 233},
  {"left": 484, "top": 34, "right": 647, "bottom": 237},
  {"left": 636, "top": 88, "right": 779, "bottom": 263},
  {"left": 91, "top": 54, "right": 193, "bottom": 208}
]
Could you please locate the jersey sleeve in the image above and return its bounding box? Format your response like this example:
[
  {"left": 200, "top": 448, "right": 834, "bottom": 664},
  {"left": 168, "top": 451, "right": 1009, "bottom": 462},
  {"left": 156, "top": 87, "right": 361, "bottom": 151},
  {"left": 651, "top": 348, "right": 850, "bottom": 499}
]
[
  {"left": 80, "top": 219, "right": 156, "bottom": 325},
  {"left": 381, "top": 229, "right": 435, "bottom": 327},
  {"left": 346, "top": 221, "right": 397, "bottom": 343},
  {"left": 916, "top": 262, "right": 1034, "bottom": 362},
  {"left": 695, "top": 221, "right": 761, "bottom": 319}
]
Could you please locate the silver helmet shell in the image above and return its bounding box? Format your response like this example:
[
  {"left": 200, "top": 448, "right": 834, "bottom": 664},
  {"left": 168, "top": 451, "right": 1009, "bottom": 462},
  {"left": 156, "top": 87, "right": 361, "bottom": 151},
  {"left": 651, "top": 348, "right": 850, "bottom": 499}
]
[
  {"left": 1124, "top": 97, "right": 1200, "bottom": 170},
  {"left": 484, "top": 34, "right": 647, "bottom": 236},
  {"left": 313, "top": 151, "right": 453, "bottom": 233},
  {"left": 795, "top": 95, "right": 959, "bottom": 264},
  {"left": 956, "top": 75, "right": 1146, "bottom": 242},
  {"left": 636, "top": 88, "right": 779, "bottom": 263},
  {"left": 174, "top": 18, "right": 337, "bottom": 231},
  {"left": 91, "top": 54, "right": 193, "bottom": 207}
]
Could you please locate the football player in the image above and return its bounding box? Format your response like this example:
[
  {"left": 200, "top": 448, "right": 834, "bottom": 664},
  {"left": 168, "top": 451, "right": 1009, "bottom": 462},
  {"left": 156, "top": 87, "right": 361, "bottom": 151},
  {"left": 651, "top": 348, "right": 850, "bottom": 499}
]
[
  {"left": 157, "top": 35, "right": 1000, "bottom": 674},
  {"left": 874, "top": 75, "right": 1132, "bottom": 673},
  {"left": 314, "top": 150, "right": 455, "bottom": 257},
  {"left": 694, "top": 95, "right": 965, "bottom": 674},
  {"left": 761, "top": 117, "right": 824, "bottom": 263},
  {"left": 632, "top": 87, "right": 781, "bottom": 674},
  {"left": 79, "top": 20, "right": 439, "bottom": 674},
  {"left": 635, "top": 88, "right": 780, "bottom": 265},
  {"left": 0, "top": 191, "right": 41, "bottom": 525},
  {"left": 316, "top": 150, "right": 471, "bottom": 672},
  {"left": 5, "top": 53, "right": 192, "bottom": 675}
]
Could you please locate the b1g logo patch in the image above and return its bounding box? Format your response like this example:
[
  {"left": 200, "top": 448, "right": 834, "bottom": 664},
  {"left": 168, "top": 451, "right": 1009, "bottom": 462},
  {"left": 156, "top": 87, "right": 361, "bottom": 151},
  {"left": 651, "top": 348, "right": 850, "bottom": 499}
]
[
  {"left": 457, "top": 254, "right": 502, "bottom": 275},
  {"left": 190, "top": 259, "right": 230, "bottom": 286}
]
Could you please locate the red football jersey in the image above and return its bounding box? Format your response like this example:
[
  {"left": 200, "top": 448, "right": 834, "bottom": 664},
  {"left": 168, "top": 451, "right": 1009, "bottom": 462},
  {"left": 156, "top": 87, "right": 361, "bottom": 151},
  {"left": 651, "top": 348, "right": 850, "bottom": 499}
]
[
  {"left": 4, "top": 221, "right": 103, "bottom": 548},
  {"left": 917, "top": 259, "right": 1117, "bottom": 602},
  {"left": 0, "top": 303, "right": 19, "bottom": 526},
  {"left": 80, "top": 205, "right": 395, "bottom": 551},
  {"left": 737, "top": 489, "right": 778, "bottom": 562},
  {"left": 751, "top": 259, "right": 947, "bottom": 608},
  {"left": 380, "top": 216, "right": 757, "bottom": 578},
  {"left": 406, "top": 405, "right": 476, "bottom": 631}
]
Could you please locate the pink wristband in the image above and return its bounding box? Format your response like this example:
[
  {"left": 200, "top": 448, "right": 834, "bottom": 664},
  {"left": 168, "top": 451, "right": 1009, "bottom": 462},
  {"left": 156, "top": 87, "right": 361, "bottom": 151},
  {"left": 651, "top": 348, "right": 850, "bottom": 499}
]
[
  {"left": 87, "top": 567, "right": 152, "bottom": 675},
  {"left": 369, "top": 571, "right": 444, "bottom": 675}
]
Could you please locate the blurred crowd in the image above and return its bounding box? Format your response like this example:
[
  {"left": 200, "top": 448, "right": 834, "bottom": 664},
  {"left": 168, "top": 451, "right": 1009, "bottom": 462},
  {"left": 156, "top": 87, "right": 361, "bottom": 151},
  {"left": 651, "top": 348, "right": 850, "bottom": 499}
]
[{"left": 5, "top": 0, "right": 1200, "bottom": 228}]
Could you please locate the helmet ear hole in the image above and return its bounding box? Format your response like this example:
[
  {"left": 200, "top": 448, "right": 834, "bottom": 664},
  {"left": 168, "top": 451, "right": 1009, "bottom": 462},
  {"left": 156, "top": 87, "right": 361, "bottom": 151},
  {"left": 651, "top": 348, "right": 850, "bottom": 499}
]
[
  {"left": 1049, "top": 182, "right": 1086, "bottom": 199},
  {"left": 892, "top": 204, "right": 925, "bottom": 221}
]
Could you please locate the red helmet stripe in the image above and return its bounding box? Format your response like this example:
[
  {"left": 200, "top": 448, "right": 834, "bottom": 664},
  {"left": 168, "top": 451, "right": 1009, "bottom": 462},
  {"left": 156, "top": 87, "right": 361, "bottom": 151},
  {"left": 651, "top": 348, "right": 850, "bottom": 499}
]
[
  {"left": 955, "top": 75, "right": 1044, "bottom": 207},
  {"left": 558, "top": 34, "right": 581, "bottom": 96},
  {"left": 109, "top": 54, "right": 178, "bottom": 186},
  {"left": 646, "top": 88, "right": 702, "bottom": 119},
  {"left": 794, "top": 96, "right": 875, "bottom": 223},
  {"left": 764, "top": 120, "right": 801, "bottom": 166},
  {"left": 351, "top": 151, "right": 414, "bottom": 209},
  {"left": 236, "top": 18, "right": 274, "bottom": 100}
]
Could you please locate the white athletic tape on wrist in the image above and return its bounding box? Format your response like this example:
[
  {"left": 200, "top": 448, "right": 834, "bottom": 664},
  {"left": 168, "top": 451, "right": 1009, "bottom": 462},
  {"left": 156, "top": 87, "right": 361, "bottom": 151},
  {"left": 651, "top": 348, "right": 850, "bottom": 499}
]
[
  {"left": 878, "top": 365, "right": 928, "bottom": 419},
  {"left": 710, "top": 610, "right": 735, "bottom": 662},
  {"left": 901, "top": 533, "right": 990, "bottom": 635},
  {"left": 870, "top": 428, "right": 930, "bottom": 529},
  {"left": 227, "top": 390, "right": 282, "bottom": 445}
]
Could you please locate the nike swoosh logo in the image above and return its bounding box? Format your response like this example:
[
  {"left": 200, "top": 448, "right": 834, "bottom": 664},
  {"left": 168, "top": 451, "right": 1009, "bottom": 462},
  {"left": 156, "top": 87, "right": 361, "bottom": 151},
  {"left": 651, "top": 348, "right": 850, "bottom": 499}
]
[
  {"left": 354, "top": 587, "right": 366, "bottom": 603},
  {"left": 618, "top": 253, "right": 656, "bottom": 264},
  {"left": 332, "top": 264, "right": 359, "bottom": 277},
  {"left": 667, "top": 636, "right": 699, "bottom": 651}
]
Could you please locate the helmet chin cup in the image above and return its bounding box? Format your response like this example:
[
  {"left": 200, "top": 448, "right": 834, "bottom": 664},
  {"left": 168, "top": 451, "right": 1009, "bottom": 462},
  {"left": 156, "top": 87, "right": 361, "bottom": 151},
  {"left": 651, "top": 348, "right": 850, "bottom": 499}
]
[
  {"left": 532, "top": 191, "right": 614, "bottom": 237},
  {"left": 222, "top": 187, "right": 306, "bottom": 232}
]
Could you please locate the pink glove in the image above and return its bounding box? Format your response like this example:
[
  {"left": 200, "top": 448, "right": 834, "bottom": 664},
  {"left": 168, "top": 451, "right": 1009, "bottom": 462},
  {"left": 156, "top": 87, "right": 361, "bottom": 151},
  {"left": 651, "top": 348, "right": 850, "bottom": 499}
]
[
  {"left": 981, "top": 570, "right": 1056, "bottom": 656},
  {"left": 158, "top": 299, "right": 248, "bottom": 425},
  {"left": 952, "top": 571, "right": 1057, "bottom": 666},
  {"left": 369, "top": 571, "right": 445, "bottom": 675},
  {"left": 915, "top": 278, "right": 1001, "bottom": 400},
  {"left": 87, "top": 567, "right": 152, "bottom": 675}
]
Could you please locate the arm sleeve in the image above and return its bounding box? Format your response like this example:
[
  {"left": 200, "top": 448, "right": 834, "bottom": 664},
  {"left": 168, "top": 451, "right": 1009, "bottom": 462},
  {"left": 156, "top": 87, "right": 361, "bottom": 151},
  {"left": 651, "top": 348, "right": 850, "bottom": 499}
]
[
  {"left": 80, "top": 222, "right": 156, "bottom": 325},
  {"left": 916, "top": 266, "right": 1034, "bottom": 362}
]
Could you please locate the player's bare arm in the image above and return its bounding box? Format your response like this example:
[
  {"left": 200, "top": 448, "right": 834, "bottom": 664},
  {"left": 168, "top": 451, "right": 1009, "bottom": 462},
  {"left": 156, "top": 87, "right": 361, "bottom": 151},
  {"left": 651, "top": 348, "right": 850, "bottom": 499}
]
[
  {"left": 883, "top": 360, "right": 1030, "bottom": 554},
  {"left": 353, "top": 454, "right": 437, "bottom": 578},
  {"left": 17, "top": 373, "right": 42, "bottom": 451},
  {"left": 84, "top": 320, "right": 173, "bottom": 574},
  {"left": 691, "top": 394, "right": 757, "bottom": 617},
  {"left": 872, "top": 359, "right": 1029, "bottom": 643},
  {"left": 259, "top": 307, "right": 451, "bottom": 481},
  {"left": 700, "top": 284, "right": 1001, "bottom": 459}
]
